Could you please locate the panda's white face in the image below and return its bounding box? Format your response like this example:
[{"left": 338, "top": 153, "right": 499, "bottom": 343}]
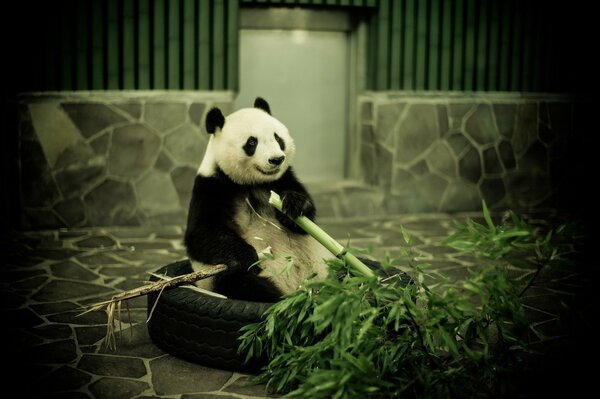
[{"left": 210, "top": 107, "right": 295, "bottom": 185}]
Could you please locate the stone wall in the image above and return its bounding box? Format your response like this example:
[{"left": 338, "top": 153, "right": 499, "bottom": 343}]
[
  {"left": 18, "top": 92, "right": 233, "bottom": 229},
  {"left": 357, "top": 92, "right": 579, "bottom": 213},
  {"left": 15, "top": 91, "right": 583, "bottom": 229}
]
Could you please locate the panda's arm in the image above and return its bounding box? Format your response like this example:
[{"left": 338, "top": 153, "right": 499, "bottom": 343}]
[
  {"left": 184, "top": 176, "right": 259, "bottom": 271},
  {"left": 272, "top": 168, "right": 316, "bottom": 235}
]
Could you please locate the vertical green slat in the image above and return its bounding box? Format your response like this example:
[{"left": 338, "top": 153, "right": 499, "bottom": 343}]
[
  {"left": 226, "top": 0, "right": 239, "bottom": 91},
  {"left": 530, "top": 7, "right": 542, "bottom": 92},
  {"left": 91, "top": 0, "right": 104, "bottom": 89},
  {"left": 183, "top": 0, "right": 195, "bottom": 89},
  {"left": 389, "top": 0, "right": 402, "bottom": 90},
  {"left": 60, "top": 3, "right": 73, "bottom": 90},
  {"left": 123, "top": 0, "right": 135, "bottom": 89},
  {"left": 462, "top": 0, "right": 474, "bottom": 91},
  {"left": 152, "top": 0, "right": 165, "bottom": 89},
  {"left": 451, "top": 0, "right": 463, "bottom": 90},
  {"left": 366, "top": 10, "right": 378, "bottom": 89},
  {"left": 414, "top": 0, "right": 427, "bottom": 90},
  {"left": 509, "top": 2, "right": 521, "bottom": 91},
  {"left": 427, "top": 0, "right": 439, "bottom": 90},
  {"left": 498, "top": 0, "right": 510, "bottom": 91},
  {"left": 440, "top": 0, "right": 452, "bottom": 90},
  {"left": 486, "top": 0, "right": 498, "bottom": 91},
  {"left": 403, "top": 0, "right": 415, "bottom": 89},
  {"left": 520, "top": 2, "right": 532, "bottom": 92},
  {"left": 167, "top": 0, "right": 179, "bottom": 89},
  {"left": 138, "top": 0, "right": 150, "bottom": 89},
  {"left": 107, "top": 0, "right": 119, "bottom": 89},
  {"left": 212, "top": 0, "right": 225, "bottom": 89},
  {"left": 199, "top": 0, "right": 211, "bottom": 89},
  {"left": 475, "top": 0, "right": 487, "bottom": 91},
  {"left": 75, "top": 2, "right": 88, "bottom": 90},
  {"left": 44, "top": 5, "right": 58, "bottom": 90},
  {"left": 376, "top": 0, "right": 390, "bottom": 90}
]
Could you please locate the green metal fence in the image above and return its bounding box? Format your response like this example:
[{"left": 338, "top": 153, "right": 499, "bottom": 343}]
[
  {"left": 366, "top": 0, "right": 577, "bottom": 92},
  {"left": 16, "top": 0, "right": 238, "bottom": 91},
  {"left": 10, "top": 0, "right": 581, "bottom": 93}
]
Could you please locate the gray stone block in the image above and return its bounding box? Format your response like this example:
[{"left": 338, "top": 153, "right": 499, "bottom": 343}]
[
  {"left": 458, "top": 146, "right": 482, "bottom": 184},
  {"left": 376, "top": 103, "right": 405, "bottom": 143},
  {"left": 188, "top": 102, "right": 206, "bottom": 126},
  {"left": 90, "top": 132, "right": 110, "bottom": 154},
  {"left": 512, "top": 102, "right": 538, "bottom": 157},
  {"left": 135, "top": 170, "right": 181, "bottom": 214},
  {"left": 84, "top": 179, "right": 137, "bottom": 226},
  {"left": 154, "top": 151, "right": 174, "bottom": 172},
  {"left": 492, "top": 103, "right": 517, "bottom": 139},
  {"left": 395, "top": 104, "right": 439, "bottom": 163},
  {"left": 465, "top": 103, "right": 499, "bottom": 145},
  {"left": 115, "top": 102, "right": 142, "bottom": 119},
  {"left": 498, "top": 140, "right": 516, "bottom": 170},
  {"left": 164, "top": 123, "right": 207, "bottom": 166},
  {"left": 109, "top": 124, "right": 160, "bottom": 178},
  {"left": 441, "top": 181, "right": 481, "bottom": 212},
  {"left": 54, "top": 155, "right": 106, "bottom": 196},
  {"left": 482, "top": 147, "right": 503, "bottom": 174},
  {"left": 20, "top": 139, "right": 60, "bottom": 207},
  {"left": 447, "top": 132, "right": 471, "bottom": 157},
  {"left": 171, "top": 166, "right": 197, "bottom": 208},
  {"left": 144, "top": 102, "right": 187, "bottom": 134},
  {"left": 62, "top": 103, "right": 127, "bottom": 138},
  {"left": 426, "top": 141, "right": 457, "bottom": 178}
]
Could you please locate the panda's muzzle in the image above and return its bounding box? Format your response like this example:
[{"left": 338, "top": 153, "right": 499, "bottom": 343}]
[{"left": 269, "top": 156, "right": 285, "bottom": 166}]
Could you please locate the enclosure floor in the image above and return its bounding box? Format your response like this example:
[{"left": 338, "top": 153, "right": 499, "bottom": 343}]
[{"left": 2, "top": 212, "right": 594, "bottom": 398}]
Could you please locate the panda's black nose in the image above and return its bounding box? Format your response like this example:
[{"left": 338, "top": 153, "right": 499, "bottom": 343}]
[{"left": 269, "top": 156, "right": 285, "bottom": 166}]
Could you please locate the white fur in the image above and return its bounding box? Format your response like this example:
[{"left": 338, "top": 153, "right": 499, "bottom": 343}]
[{"left": 197, "top": 107, "right": 296, "bottom": 184}]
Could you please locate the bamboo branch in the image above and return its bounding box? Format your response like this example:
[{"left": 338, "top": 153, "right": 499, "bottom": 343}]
[
  {"left": 268, "top": 191, "right": 375, "bottom": 278},
  {"left": 81, "top": 263, "right": 228, "bottom": 349}
]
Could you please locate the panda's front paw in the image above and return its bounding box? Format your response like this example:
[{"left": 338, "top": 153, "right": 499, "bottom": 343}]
[{"left": 281, "top": 191, "right": 315, "bottom": 220}]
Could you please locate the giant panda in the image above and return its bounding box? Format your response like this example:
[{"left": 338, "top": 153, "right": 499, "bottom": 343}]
[{"left": 184, "top": 97, "right": 333, "bottom": 302}]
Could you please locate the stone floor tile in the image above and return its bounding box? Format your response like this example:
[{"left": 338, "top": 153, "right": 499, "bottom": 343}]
[
  {"left": 50, "top": 260, "right": 100, "bottom": 281},
  {"left": 38, "top": 365, "right": 92, "bottom": 393},
  {"left": 75, "top": 235, "right": 117, "bottom": 248},
  {"left": 89, "top": 377, "right": 150, "bottom": 399},
  {"left": 78, "top": 354, "right": 147, "bottom": 378},
  {"left": 32, "top": 280, "right": 115, "bottom": 302},
  {"left": 150, "top": 355, "right": 232, "bottom": 395}
]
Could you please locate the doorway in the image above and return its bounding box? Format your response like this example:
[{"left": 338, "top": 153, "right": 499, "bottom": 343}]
[{"left": 235, "top": 9, "right": 351, "bottom": 182}]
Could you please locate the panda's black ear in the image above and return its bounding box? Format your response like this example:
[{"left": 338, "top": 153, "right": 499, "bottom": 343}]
[
  {"left": 206, "top": 107, "right": 225, "bottom": 134},
  {"left": 253, "top": 97, "right": 271, "bottom": 115}
]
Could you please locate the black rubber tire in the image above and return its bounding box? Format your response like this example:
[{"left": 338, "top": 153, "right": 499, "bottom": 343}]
[
  {"left": 147, "top": 259, "right": 273, "bottom": 371},
  {"left": 147, "top": 258, "right": 412, "bottom": 372}
]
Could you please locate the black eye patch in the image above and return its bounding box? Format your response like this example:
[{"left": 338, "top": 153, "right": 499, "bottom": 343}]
[
  {"left": 243, "top": 136, "right": 258, "bottom": 156},
  {"left": 274, "top": 133, "right": 285, "bottom": 151}
]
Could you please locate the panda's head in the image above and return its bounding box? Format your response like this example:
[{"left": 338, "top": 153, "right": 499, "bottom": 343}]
[{"left": 201, "top": 97, "right": 295, "bottom": 185}]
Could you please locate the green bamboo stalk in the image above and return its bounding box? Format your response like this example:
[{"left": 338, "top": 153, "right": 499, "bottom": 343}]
[{"left": 269, "top": 191, "right": 375, "bottom": 278}]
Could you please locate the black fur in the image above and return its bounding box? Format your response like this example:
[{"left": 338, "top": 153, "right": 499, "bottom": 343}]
[
  {"left": 184, "top": 167, "right": 316, "bottom": 302},
  {"left": 274, "top": 133, "right": 286, "bottom": 151},
  {"left": 206, "top": 108, "right": 225, "bottom": 133},
  {"left": 243, "top": 136, "right": 258, "bottom": 156},
  {"left": 253, "top": 97, "right": 271, "bottom": 114}
]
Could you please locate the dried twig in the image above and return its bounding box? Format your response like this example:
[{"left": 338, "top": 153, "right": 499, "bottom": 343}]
[{"left": 81, "top": 263, "right": 228, "bottom": 349}]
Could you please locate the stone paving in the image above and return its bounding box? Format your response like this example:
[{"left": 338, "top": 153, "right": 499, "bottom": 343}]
[{"left": 1, "top": 212, "right": 594, "bottom": 398}]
